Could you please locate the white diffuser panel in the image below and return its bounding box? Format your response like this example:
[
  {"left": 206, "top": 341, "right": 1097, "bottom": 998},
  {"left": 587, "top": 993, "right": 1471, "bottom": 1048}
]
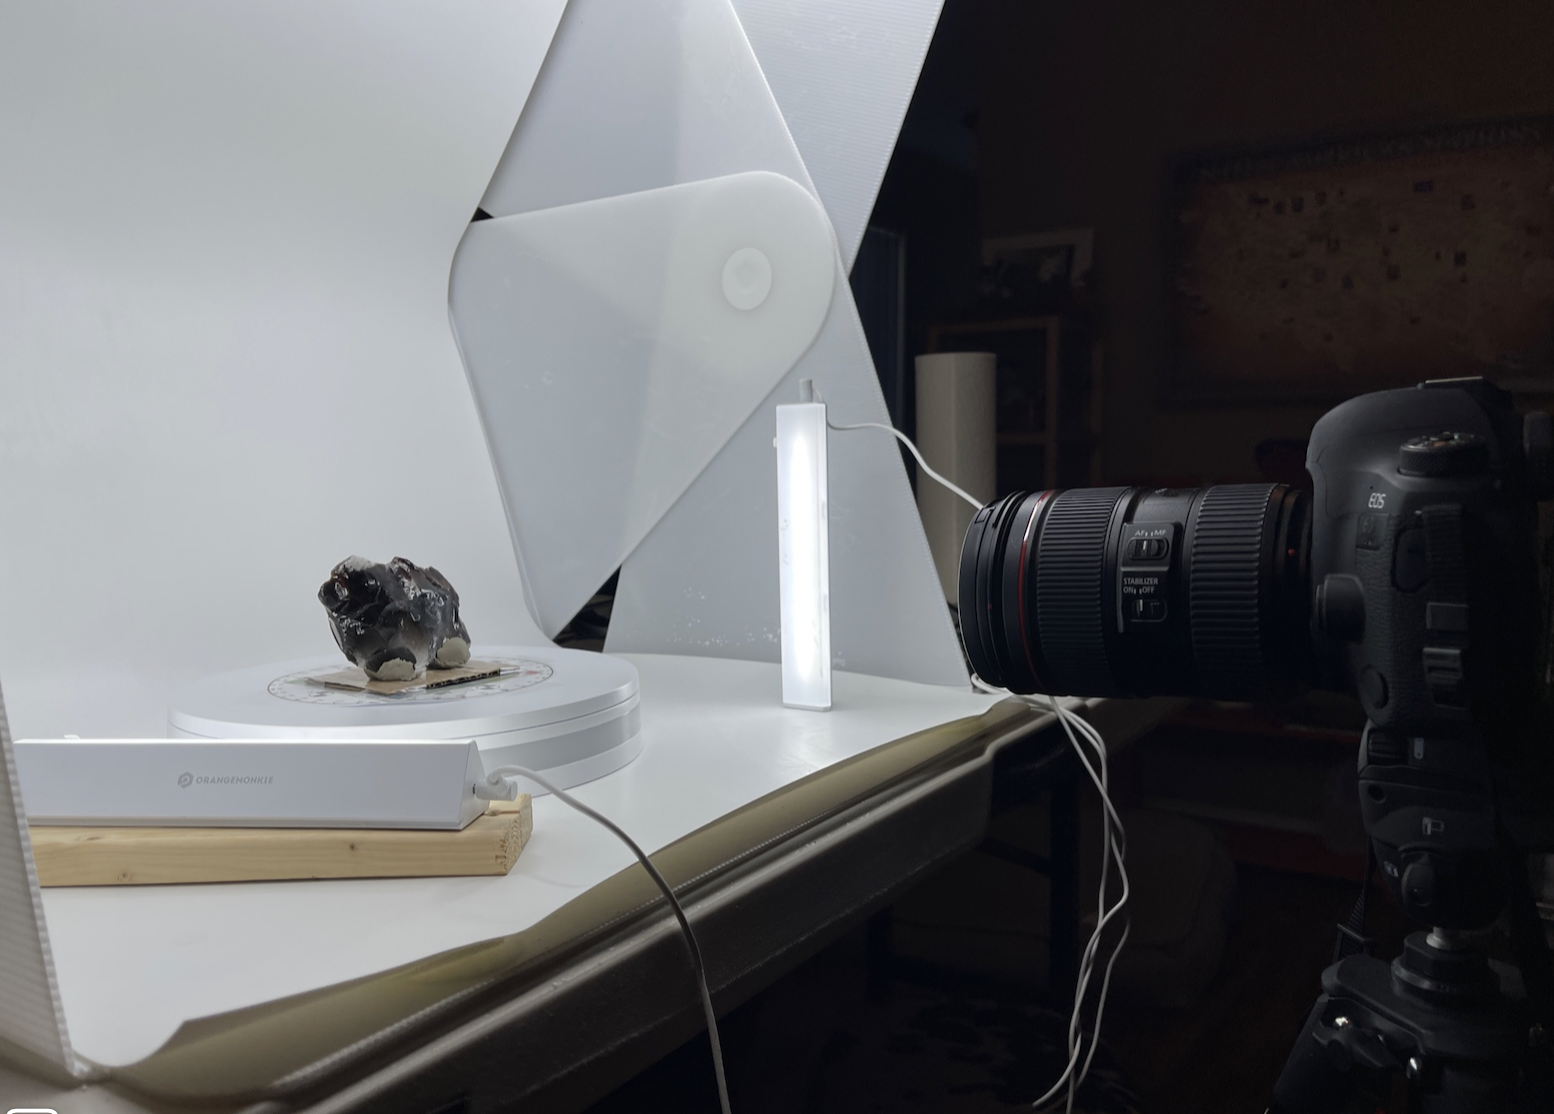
[
  {"left": 0, "top": 2, "right": 566, "bottom": 739},
  {"left": 451, "top": 173, "right": 836, "bottom": 634}
]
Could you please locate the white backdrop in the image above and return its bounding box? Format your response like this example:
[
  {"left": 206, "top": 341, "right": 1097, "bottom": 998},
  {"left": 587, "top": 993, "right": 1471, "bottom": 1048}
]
[
  {"left": 731, "top": 0, "right": 945, "bottom": 272},
  {"left": 0, "top": 1, "right": 565, "bottom": 739}
]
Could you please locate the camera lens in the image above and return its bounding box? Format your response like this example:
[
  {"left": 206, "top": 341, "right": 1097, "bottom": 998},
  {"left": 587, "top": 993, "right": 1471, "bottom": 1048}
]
[{"left": 958, "top": 484, "right": 1311, "bottom": 700}]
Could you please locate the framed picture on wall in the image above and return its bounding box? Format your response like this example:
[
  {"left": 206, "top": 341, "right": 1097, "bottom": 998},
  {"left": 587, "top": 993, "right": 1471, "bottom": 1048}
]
[
  {"left": 978, "top": 228, "right": 1095, "bottom": 318},
  {"left": 983, "top": 227, "right": 1095, "bottom": 287},
  {"left": 1168, "top": 118, "right": 1554, "bottom": 401}
]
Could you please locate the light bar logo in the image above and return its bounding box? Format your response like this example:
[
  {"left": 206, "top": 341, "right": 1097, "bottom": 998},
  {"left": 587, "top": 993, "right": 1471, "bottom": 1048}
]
[{"left": 175, "top": 772, "right": 273, "bottom": 788}]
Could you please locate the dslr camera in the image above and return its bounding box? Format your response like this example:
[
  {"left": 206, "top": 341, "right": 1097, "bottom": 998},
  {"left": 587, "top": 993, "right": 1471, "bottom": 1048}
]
[{"left": 959, "top": 377, "right": 1554, "bottom": 1111}]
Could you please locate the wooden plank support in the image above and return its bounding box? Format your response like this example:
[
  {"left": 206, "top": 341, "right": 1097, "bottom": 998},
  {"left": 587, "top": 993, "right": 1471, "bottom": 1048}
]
[{"left": 29, "top": 795, "right": 532, "bottom": 887}]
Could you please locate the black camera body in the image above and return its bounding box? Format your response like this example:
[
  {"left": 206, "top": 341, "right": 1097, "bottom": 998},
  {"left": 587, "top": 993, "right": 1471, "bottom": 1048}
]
[
  {"left": 1309, "top": 379, "right": 1550, "bottom": 928},
  {"left": 1308, "top": 378, "right": 1541, "bottom": 726},
  {"left": 960, "top": 377, "right": 1554, "bottom": 929}
]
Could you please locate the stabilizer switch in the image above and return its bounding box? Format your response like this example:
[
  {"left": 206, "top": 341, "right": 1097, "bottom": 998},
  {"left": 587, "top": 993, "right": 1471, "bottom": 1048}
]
[{"left": 1127, "top": 536, "right": 1170, "bottom": 560}]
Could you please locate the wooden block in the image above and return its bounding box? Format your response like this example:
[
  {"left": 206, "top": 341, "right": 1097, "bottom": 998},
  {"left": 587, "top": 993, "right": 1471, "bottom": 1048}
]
[{"left": 29, "top": 795, "right": 531, "bottom": 887}]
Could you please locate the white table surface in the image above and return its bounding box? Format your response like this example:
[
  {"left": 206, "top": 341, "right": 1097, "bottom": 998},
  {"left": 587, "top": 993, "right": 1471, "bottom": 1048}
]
[{"left": 40, "top": 653, "right": 999, "bottom": 1068}]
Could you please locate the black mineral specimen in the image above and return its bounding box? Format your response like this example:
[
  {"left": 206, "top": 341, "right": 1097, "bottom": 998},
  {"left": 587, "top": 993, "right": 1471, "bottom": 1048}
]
[{"left": 318, "top": 557, "right": 472, "bottom": 680}]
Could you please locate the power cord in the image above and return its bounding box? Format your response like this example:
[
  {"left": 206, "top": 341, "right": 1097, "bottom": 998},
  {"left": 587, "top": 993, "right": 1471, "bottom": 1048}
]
[
  {"left": 826, "top": 418, "right": 985, "bottom": 510},
  {"left": 830, "top": 414, "right": 1130, "bottom": 1114},
  {"left": 988, "top": 685, "right": 1131, "bottom": 1114},
  {"left": 479, "top": 765, "right": 732, "bottom": 1114}
]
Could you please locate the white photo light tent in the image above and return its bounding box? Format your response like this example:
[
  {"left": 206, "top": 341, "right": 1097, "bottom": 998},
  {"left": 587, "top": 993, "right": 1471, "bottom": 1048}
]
[{"left": 0, "top": 0, "right": 955, "bottom": 1080}]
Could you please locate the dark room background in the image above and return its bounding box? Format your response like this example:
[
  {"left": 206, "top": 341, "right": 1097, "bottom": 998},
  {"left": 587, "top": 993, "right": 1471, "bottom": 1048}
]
[{"left": 866, "top": 0, "right": 1554, "bottom": 486}]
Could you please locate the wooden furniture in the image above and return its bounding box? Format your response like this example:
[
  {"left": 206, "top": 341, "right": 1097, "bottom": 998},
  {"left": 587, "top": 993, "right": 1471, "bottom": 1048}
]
[{"left": 927, "top": 314, "right": 1103, "bottom": 490}]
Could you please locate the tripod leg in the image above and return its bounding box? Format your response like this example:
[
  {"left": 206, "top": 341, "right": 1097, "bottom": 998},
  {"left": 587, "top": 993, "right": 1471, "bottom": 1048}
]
[
  {"left": 1502, "top": 847, "right": 1554, "bottom": 1032},
  {"left": 1270, "top": 998, "right": 1389, "bottom": 1114},
  {"left": 1500, "top": 847, "right": 1554, "bottom": 1109}
]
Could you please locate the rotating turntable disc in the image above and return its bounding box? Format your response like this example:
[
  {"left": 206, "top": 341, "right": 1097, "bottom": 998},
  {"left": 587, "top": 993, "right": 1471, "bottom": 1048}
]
[{"left": 168, "top": 646, "right": 641, "bottom": 794}]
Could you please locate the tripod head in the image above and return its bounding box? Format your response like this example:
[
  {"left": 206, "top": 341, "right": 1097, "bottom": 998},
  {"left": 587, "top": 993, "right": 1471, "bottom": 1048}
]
[{"left": 1270, "top": 923, "right": 1549, "bottom": 1114}]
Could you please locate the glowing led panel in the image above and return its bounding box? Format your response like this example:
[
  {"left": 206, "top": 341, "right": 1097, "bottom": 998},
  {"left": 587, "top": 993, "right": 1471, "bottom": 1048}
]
[{"left": 776, "top": 399, "right": 831, "bottom": 710}]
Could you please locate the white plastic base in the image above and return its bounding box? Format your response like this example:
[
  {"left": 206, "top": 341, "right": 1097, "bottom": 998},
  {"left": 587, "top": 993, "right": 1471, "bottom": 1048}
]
[
  {"left": 15, "top": 738, "right": 492, "bottom": 829},
  {"left": 167, "top": 646, "right": 642, "bottom": 795}
]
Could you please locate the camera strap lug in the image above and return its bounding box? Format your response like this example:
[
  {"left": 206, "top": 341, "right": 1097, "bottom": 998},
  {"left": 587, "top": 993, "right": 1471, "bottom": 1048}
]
[{"left": 1334, "top": 844, "right": 1379, "bottom": 962}]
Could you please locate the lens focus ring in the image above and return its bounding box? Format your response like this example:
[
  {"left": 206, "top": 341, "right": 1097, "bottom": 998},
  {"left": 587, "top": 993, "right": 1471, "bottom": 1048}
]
[
  {"left": 1036, "top": 487, "right": 1129, "bottom": 696},
  {"left": 1189, "top": 484, "right": 1276, "bottom": 699}
]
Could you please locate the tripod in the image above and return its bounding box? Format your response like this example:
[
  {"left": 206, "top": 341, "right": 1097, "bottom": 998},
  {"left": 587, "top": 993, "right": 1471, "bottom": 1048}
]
[{"left": 1268, "top": 854, "right": 1554, "bottom": 1113}]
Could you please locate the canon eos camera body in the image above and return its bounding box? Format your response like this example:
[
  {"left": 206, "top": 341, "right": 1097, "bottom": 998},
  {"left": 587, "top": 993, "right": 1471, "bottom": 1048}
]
[{"left": 959, "top": 377, "right": 1554, "bottom": 929}]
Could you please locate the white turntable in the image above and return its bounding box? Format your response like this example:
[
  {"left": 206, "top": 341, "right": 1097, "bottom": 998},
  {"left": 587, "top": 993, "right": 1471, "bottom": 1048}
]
[{"left": 168, "top": 646, "right": 641, "bottom": 794}]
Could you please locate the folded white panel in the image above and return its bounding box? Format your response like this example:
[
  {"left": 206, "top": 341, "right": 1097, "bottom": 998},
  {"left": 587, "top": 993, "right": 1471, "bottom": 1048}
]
[
  {"left": 607, "top": 279, "right": 971, "bottom": 688},
  {"left": 0, "top": 683, "right": 77, "bottom": 1076},
  {"left": 0, "top": 2, "right": 565, "bottom": 739},
  {"left": 451, "top": 172, "right": 836, "bottom": 634},
  {"left": 731, "top": 0, "right": 945, "bottom": 270},
  {"left": 15, "top": 738, "right": 490, "bottom": 830},
  {"left": 457, "top": 0, "right": 832, "bottom": 632},
  {"left": 462, "top": 0, "right": 966, "bottom": 684},
  {"left": 480, "top": 0, "right": 817, "bottom": 218}
]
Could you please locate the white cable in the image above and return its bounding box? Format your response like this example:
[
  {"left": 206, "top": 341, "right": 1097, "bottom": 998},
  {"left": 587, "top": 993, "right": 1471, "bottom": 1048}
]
[
  {"left": 1031, "top": 699, "right": 1128, "bottom": 1114},
  {"left": 830, "top": 413, "right": 1129, "bottom": 1109},
  {"left": 1044, "top": 697, "right": 1129, "bottom": 1114},
  {"left": 972, "top": 679, "right": 1130, "bottom": 1113},
  {"left": 482, "top": 765, "right": 732, "bottom": 1114},
  {"left": 826, "top": 418, "right": 986, "bottom": 513}
]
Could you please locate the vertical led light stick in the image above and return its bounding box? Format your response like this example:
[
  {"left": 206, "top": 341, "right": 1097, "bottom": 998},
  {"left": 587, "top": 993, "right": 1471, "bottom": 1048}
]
[{"left": 776, "top": 379, "right": 831, "bottom": 710}]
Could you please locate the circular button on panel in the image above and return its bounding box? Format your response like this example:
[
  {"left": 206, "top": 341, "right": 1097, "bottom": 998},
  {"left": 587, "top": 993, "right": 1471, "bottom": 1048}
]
[{"left": 722, "top": 246, "right": 773, "bottom": 310}]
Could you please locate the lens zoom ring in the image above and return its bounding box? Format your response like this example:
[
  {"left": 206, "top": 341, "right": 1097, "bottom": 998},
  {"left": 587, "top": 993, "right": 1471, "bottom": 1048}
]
[
  {"left": 1036, "top": 487, "right": 1128, "bottom": 696},
  {"left": 1189, "top": 485, "right": 1274, "bottom": 699}
]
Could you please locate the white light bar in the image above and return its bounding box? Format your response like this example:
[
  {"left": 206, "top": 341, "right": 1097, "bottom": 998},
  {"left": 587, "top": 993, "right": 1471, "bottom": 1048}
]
[
  {"left": 776, "top": 382, "right": 831, "bottom": 710},
  {"left": 13, "top": 738, "right": 491, "bottom": 830}
]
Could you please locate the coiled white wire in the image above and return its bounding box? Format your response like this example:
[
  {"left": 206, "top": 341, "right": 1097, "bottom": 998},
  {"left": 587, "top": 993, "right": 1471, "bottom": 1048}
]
[{"left": 833, "top": 416, "right": 1131, "bottom": 1113}]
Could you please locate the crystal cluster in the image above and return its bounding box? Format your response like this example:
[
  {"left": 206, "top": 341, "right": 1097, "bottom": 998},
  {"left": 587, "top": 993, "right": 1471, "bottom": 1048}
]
[{"left": 318, "top": 556, "right": 472, "bottom": 680}]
